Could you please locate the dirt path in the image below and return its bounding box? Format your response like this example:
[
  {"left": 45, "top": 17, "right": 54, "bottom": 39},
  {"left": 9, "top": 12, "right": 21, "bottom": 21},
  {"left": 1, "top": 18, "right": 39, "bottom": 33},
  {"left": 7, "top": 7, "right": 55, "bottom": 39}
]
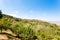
[
  {"left": 0, "top": 34, "right": 8, "bottom": 39},
  {"left": 0, "top": 29, "right": 16, "bottom": 39},
  {"left": 0, "top": 29, "right": 21, "bottom": 40}
]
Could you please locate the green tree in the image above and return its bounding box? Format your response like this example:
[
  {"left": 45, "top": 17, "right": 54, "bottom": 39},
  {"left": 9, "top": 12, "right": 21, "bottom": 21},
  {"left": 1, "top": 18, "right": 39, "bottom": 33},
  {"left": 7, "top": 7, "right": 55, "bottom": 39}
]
[{"left": 0, "top": 10, "right": 2, "bottom": 18}]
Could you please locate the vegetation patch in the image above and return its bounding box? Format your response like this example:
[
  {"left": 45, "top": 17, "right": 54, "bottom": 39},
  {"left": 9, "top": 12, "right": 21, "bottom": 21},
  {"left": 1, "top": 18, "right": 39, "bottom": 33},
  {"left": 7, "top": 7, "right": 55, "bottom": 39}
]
[{"left": 0, "top": 11, "right": 60, "bottom": 40}]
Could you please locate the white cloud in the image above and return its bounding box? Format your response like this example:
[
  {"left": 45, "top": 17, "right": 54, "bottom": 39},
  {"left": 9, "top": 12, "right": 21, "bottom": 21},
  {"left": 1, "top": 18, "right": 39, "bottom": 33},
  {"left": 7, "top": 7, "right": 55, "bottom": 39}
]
[
  {"left": 2, "top": 9, "right": 60, "bottom": 21},
  {"left": 3, "top": 10, "right": 20, "bottom": 18}
]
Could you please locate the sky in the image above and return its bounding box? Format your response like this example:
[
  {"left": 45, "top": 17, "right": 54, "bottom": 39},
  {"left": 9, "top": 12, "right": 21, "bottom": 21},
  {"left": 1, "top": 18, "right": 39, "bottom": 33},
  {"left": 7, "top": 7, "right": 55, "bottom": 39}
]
[{"left": 0, "top": 0, "right": 60, "bottom": 21}]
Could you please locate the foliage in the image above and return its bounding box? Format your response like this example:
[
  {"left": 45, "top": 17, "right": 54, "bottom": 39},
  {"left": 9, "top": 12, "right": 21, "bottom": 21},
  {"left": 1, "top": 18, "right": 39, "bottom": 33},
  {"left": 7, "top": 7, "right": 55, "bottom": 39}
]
[
  {"left": 0, "top": 10, "right": 3, "bottom": 18},
  {"left": 0, "top": 13, "right": 60, "bottom": 40}
]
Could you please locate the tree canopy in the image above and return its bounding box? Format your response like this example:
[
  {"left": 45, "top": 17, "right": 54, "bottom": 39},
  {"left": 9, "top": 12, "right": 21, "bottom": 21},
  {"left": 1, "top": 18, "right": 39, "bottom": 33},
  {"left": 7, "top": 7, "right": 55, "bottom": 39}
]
[{"left": 0, "top": 10, "right": 3, "bottom": 18}]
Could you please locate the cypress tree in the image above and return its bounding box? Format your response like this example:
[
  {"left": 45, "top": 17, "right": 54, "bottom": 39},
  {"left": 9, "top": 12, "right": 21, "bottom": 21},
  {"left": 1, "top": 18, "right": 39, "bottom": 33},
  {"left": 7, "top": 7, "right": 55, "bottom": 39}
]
[{"left": 0, "top": 10, "right": 2, "bottom": 18}]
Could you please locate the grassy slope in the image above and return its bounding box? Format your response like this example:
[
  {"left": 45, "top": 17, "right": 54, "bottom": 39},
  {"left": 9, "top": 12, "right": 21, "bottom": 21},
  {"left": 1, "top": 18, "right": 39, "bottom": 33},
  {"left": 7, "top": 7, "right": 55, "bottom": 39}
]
[{"left": 0, "top": 14, "right": 60, "bottom": 40}]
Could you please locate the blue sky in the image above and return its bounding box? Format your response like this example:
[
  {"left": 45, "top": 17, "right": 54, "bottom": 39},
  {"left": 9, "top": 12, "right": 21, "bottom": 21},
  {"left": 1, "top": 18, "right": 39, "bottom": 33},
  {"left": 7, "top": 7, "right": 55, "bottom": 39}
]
[{"left": 0, "top": 0, "right": 60, "bottom": 21}]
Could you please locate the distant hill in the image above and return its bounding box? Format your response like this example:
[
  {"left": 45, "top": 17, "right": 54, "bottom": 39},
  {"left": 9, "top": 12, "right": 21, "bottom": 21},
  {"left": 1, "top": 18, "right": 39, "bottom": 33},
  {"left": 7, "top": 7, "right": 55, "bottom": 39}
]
[
  {"left": 0, "top": 13, "right": 60, "bottom": 40},
  {"left": 50, "top": 21, "right": 60, "bottom": 26}
]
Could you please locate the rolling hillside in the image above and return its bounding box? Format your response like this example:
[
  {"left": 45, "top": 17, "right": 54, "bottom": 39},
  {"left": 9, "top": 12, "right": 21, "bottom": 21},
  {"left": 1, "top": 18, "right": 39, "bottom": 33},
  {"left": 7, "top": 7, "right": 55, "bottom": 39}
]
[
  {"left": 50, "top": 21, "right": 60, "bottom": 26},
  {"left": 0, "top": 12, "right": 60, "bottom": 40}
]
